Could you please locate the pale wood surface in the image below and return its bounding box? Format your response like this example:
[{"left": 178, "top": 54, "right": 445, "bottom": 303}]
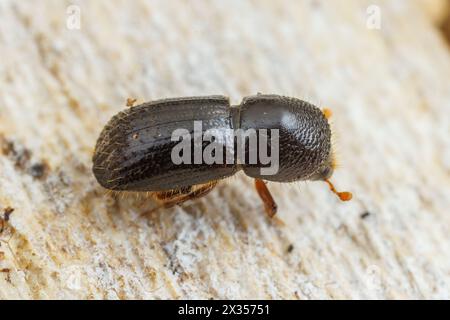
[{"left": 0, "top": 0, "right": 449, "bottom": 299}]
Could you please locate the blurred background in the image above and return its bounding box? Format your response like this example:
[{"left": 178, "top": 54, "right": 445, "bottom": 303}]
[{"left": 0, "top": 0, "right": 449, "bottom": 299}]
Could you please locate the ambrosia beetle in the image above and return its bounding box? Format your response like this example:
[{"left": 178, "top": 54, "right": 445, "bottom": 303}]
[{"left": 93, "top": 94, "right": 351, "bottom": 217}]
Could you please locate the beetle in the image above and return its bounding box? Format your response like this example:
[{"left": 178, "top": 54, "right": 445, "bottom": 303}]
[{"left": 92, "top": 94, "right": 351, "bottom": 217}]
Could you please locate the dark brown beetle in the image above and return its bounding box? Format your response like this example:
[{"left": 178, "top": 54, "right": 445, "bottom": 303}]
[{"left": 93, "top": 94, "right": 351, "bottom": 217}]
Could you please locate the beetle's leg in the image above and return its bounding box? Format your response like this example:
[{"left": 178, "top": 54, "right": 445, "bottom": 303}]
[
  {"left": 143, "top": 181, "right": 219, "bottom": 215},
  {"left": 169, "top": 181, "right": 218, "bottom": 206},
  {"left": 254, "top": 179, "right": 277, "bottom": 218}
]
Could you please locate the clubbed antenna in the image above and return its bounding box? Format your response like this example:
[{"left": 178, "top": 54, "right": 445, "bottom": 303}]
[{"left": 325, "top": 179, "right": 352, "bottom": 201}]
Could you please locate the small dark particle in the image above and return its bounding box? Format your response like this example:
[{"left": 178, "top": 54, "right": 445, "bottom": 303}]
[
  {"left": 1, "top": 268, "right": 12, "bottom": 283},
  {"left": 17, "top": 150, "right": 31, "bottom": 168},
  {"left": 2, "top": 140, "right": 31, "bottom": 169},
  {"left": 3, "top": 207, "right": 14, "bottom": 222},
  {"left": 0, "top": 139, "right": 14, "bottom": 155},
  {"left": 360, "top": 211, "right": 371, "bottom": 219},
  {"left": 1, "top": 136, "right": 49, "bottom": 178},
  {"left": 0, "top": 207, "right": 14, "bottom": 234},
  {"left": 286, "top": 244, "right": 294, "bottom": 253},
  {"left": 29, "top": 162, "right": 48, "bottom": 179}
]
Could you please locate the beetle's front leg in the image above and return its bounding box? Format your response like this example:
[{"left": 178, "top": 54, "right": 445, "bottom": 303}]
[{"left": 254, "top": 179, "right": 277, "bottom": 218}]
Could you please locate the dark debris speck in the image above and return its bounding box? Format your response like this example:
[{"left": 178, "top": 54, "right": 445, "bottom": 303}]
[
  {"left": 1, "top": 139, "right": 31, "bottom": 169},
  {"left": 360, "top": 211, "right": 371, "bottom": 219},
  {"left": 286, "top": 244, "right": 294, "bottom": 253},
  {"left": 29, "top": 162, "right": 48, "bottom": 179},
  {"left": 1, "top": 206, "right": 14, "bottom": 234},
  {"left": 3, "top": 207, "right": 14, "bottom": 222}
]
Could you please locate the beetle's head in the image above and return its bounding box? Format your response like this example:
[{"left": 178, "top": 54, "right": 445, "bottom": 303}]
[{"left": 309, "top": 108, "right": 352, "bottom": 201}]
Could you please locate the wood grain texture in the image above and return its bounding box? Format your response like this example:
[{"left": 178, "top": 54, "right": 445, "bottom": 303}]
[{"left": 0, "top": 0, "right": 449, "bottom": 299}]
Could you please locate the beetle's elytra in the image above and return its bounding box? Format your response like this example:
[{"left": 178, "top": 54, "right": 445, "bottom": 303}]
[{"left": 93, "top": 94, "right": 351, "bottom": 217}]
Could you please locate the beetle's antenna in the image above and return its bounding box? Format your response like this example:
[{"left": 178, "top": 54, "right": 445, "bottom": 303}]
[{"left": 325, "top": 179, "right": 352, "bottom": 201}]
